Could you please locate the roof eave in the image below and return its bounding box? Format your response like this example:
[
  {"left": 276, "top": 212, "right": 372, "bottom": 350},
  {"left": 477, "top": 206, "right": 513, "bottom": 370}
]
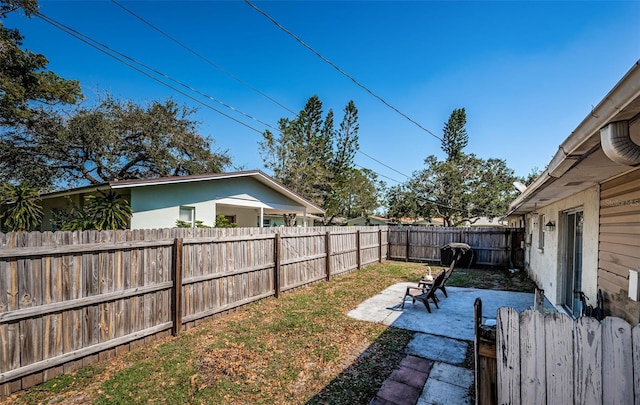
[{"left": 507, "top": 60, "right": 640, "bottom": 217}]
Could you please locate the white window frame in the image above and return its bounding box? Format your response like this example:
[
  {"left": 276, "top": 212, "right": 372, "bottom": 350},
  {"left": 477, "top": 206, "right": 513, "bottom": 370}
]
[
  {"left": 537, "top": 214, "right": 545, "bottom": 252},
  {"left": 179, "top": 206, "right": 195, "bottom": 228}
]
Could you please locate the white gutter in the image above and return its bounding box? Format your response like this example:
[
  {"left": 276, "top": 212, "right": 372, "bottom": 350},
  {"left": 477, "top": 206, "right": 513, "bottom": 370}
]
[
  {"left": 508, "top": 60, "right": 640, "bottom": 215},
  {"left": 549, "top": 60, "right": 640, "bottom": 177}
]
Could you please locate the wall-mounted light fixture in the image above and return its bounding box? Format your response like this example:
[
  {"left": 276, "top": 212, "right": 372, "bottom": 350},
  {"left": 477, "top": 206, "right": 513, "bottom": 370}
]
[{"left": 545, "top": 221, "right": 556, "bottom": 232}]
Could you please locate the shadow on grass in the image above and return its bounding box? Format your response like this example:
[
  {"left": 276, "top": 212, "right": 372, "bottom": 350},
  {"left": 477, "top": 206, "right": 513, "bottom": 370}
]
[{"left": 306, "top": 326, "right": 415, "bottom": 405}]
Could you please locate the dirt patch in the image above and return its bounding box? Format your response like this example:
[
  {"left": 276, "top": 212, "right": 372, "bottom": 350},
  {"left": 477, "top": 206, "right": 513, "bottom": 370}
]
[{"left": 441, "top": 266, "right": 537, "bottom": 292}]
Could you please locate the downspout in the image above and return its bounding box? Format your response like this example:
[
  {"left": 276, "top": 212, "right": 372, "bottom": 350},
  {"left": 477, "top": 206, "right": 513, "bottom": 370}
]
[{"left": 600, "top": 120, "right": 640, "bottom": 166}]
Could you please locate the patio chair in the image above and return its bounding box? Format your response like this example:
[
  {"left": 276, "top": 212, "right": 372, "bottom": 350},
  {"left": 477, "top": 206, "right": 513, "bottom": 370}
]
[
  {"left": 402, "top": 270, "right": 446, "bottom": 313},
  {"left": 419, "top": 243, "right": 472, "bottom": 298}
]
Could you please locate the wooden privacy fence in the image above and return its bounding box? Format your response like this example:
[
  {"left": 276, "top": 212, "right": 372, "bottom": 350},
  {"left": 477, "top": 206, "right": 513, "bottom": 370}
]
[
  {"left": 388, "top": 227, "right": 524, "bottom": 268},
  {"left": 0, "top": 226, "right": 388, "bottom": 396},
  {"left": 490, "top": 308, "right": 640, "bottom": 405}
]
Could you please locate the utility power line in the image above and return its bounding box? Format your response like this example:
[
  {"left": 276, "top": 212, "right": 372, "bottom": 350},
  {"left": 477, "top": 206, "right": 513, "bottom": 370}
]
[
  {"left": 38, "top": 13, "right": 280, "bottom": 134},
  {"left": 110, "top": 1, "right": 413, "bottom": 181},
  {"left": 38, "top": 12, "right": 413, "bottom": 189},
  {"left": 244, "top": 0, "right": 443, "bottom": 142},
  {"left": 37, "top": 13, "right": 266, "bottom": 135},
  {"left": 357, "top": 150, "right": 410, "bottom": 179},
  {"left": 111, "top": 0, "right": 297, "bottom": 116},
  {"left": 110, "top": 1, "right": 416, "bottom": 182},
  {"left": 39, "top": 12, "right": 473, "bottom": 216}
]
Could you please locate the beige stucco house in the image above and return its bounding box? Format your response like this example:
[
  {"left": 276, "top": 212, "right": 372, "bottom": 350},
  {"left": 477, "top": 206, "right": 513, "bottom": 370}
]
[
  {"left": 39, "top": 171, "right": 325, "bottom": 230},
  {"left": 506, "top": 60, "right": 640, "bottom": 324},
  {"left": 344, "top": 215, "right": 395, "bottom": 226}
]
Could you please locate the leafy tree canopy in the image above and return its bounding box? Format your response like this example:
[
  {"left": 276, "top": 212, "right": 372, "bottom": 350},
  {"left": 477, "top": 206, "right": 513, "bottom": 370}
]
[
  {"left": 1, "top": 0, "right": 82, "bottom": 127},
  {"left": 2, "top": 94, "right": 232, "bottom": 189},
  {"left": 1, "top": 2, "right": 230, "bottom": 190},
  {"left": 386, "top": 108, "right": 519, "bottom": 226},
  {"left": 327, "top": 167, "right": 385, "bottom": 223},
  {"left": 259, "top": 95, "right": 384, "bottom": 224}
]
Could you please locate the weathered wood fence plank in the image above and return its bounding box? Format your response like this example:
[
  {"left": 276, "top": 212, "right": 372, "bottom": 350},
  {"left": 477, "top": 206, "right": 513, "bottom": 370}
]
[
  {"left": 0, "top": 226, "right": 387, "bottom": 395},
  {"left": 544, "top": 313, "right": 573, "bottom": 405},
  {"left": 519, "top": 310, "right": 545, "bottom": 403},
  {"left": 602, "top": 317, "right": 633, "bottom": 404},
  {"left": 497, "top": 307, "right": 520, "bottom": 405},
  {"left": 493, "top": 308, "right": 640, "bottom": 405},
  {"left": 389, "top": 227, "right": 524, "bottom": 268},
  {"left": 574, "top": 317, "right": 602, "bottom": 405}
]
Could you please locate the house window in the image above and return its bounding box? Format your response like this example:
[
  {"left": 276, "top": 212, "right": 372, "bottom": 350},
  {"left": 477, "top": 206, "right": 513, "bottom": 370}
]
[
  {"left": 225, "top": 215, "right": 236, "bottom": 224},
  {"left": 263, "top": 219, "right": 270, "bottom": 227},
  {"left": 538, "top": 214, "right": 545, "bottom": 251},
  {"left": 179, "top": 206, "right": 195, "bottom": 227}
]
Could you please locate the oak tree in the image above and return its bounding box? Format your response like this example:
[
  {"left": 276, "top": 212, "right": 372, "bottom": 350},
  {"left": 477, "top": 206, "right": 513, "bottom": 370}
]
[{"left": 386, "top": 108, "right": 518, "bottom": 226}]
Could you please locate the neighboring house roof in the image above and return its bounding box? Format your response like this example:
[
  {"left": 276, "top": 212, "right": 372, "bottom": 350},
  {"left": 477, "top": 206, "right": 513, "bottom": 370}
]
[
  {"left": 344, "top": 215, "right": 394, "bottom": 225},
  {"left": 397, "top": 217, "right": 444, "bottom": 226},
  {"left": 508, "top": 60, "right": 640, "bottom": 216},
  {"left": 40, "top": 170, "right": 325, "bottom": 215}
]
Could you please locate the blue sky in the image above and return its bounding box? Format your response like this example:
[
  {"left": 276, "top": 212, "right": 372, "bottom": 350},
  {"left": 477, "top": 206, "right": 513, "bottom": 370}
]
[{"left": 7, "top": 0, "right": 640, "bottom": 185}]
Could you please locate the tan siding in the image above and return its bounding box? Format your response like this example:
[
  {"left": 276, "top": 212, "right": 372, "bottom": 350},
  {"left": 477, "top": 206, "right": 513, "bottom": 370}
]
[
  {"left": 599, "top": 168, "right": 640, "bottom": 324},
  {"left": 599, "top": 250, "right": 639, "bottom": 270}
]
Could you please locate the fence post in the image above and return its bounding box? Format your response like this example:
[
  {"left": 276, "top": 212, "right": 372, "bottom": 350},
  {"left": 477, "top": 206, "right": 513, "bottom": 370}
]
[
  {"left": 474, "top": 298, "right": 482, "bottom": 405},
  {"left": 171, "top": 237, "right": 183, "bottom": 336},
  {"left": 326, "top": 231, "right": 331, "bottom": 281},
  {"left": 356, "top": 230, "right": 361, "bottom": 269},
  {"left": 507, "top": 229, "right": 514, "bottom": 268},
  {"left": 406, "top": 229, "right": 410, "bottom": 262},
  {"left": 534, "top": 288, "right": 545, "bottom": 312},
  {"left": 378, "top": 228, "right": 383, "bottom": 263},
  {"left": 274, "top": 233, "right": 281, "bottom": 298}
]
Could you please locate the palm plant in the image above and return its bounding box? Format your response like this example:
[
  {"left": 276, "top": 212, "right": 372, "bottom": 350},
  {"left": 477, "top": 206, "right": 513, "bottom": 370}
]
[
  {"left": 51, "top": 207, "right": 93, "bottom": 231},
  {"left": 0, "top": 182, "right": 43, "bottom": 232},
  {"left": 85, "top": 190, "right": 132, "bottom": 230}
]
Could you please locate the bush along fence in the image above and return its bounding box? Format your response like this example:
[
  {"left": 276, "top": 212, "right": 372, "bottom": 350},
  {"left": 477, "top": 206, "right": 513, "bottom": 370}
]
[
  {"left": 0, "top": 226, "right": 388, "bottom": 396},
  {"left": 388, "top": 227, "right": 525, "bottom": 268},
  {"left": 475, "top": 304, "right": 640, "bottom": 405}
]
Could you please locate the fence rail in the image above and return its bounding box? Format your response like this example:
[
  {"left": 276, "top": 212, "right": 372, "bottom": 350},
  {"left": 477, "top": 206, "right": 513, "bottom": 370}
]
[
  {"left": 493, "top": 308, "right": 640, "bottom": 405},
  {"left": 0, "top": 226, "right": 388, "bottom": 396},
  {"left": 388, "top": 227, "right": 524, "bottom": 268}
]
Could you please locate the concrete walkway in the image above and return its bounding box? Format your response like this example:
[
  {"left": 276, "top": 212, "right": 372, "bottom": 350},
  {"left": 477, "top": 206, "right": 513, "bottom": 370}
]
[{"left": 348, "top": 284, "right": 536, "bottom": 405}]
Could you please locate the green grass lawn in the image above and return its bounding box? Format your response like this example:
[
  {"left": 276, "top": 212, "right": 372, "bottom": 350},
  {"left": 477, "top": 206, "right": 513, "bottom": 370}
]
[{"left": 7, "top": 261, "right": 535, "bottom": 405}]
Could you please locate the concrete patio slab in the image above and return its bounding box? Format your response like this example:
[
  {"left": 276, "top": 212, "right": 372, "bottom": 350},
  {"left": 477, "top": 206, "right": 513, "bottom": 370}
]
[
  {"left": 405, "top": 333, "right": 467, "bottom": 366},
  {"left": 361, "top": 284, "right": 547, "bottom": 405},
  {"left": 427, "top": 362, "right": 474, "bottom": 389},
  {"left": 348, "top": 283, "right": 535, "bottom": 341},
  {"left": 417, "top": 364, "right": 473, "bottom": 405}
]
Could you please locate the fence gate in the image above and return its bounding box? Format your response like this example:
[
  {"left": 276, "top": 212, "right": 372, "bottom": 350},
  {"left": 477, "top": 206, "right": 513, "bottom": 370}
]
[{"left": 494, "top": 308, "right": 640, "bottom": 405}]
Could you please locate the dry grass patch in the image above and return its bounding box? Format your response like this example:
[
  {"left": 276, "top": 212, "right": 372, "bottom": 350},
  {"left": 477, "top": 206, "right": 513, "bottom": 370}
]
[{"left": 7, "top": 261, "right": 425, "bottom": 405}]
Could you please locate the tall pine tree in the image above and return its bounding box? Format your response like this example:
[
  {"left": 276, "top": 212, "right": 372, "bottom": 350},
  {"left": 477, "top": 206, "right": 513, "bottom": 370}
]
[{"left": 260, "top": 96, "right": 382, "bottom": 224}]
